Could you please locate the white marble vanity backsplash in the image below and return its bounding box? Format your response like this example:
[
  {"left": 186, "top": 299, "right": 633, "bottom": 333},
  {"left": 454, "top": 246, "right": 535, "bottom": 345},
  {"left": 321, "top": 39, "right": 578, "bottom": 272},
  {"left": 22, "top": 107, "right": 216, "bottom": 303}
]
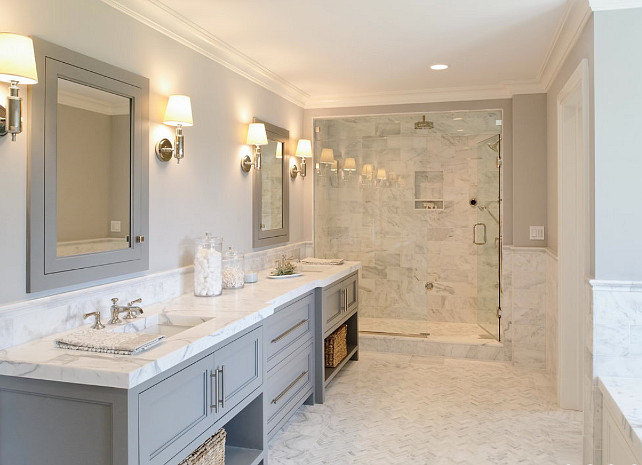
[{"left": 0, "top": 241, "right": 312, "bottom": 350}]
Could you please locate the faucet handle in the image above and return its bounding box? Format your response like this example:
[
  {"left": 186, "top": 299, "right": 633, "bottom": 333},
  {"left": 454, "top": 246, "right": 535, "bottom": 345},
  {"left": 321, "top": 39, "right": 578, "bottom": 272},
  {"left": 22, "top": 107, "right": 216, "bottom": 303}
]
[
  {"left": 111, "top": 297, "right": 119, "bottom": 305},
  {"left": 128, "top": 298, "right": 142, "bottom": 306},
  {"left": 83, "top": 311, "right": 105, "bottom": 330}
]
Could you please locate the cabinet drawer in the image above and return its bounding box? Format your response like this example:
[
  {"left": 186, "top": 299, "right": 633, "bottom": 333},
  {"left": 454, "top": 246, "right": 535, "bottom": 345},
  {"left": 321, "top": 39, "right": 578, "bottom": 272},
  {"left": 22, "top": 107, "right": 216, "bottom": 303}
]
[
  {"left": 322, "top": 272, "right": 358, "bottom": 335},
  {"left": 265, "top": 293, "right": 314, "bottom": 371},
  {"left": 266, "top": 342, "right": 313, "bottom": 436},
  {"left": 214, "top": 327, "right": 262, "bottom": 421},
  {"left": 138, "top": 355, "right": 213, "bottom": 465}
]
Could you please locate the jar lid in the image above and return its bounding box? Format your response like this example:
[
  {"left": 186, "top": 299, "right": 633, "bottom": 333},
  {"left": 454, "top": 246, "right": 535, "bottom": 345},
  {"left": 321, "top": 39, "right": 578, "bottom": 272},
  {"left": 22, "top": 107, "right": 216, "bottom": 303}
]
[
  {"left": 223, "top": 246, "right": 243, "bottom": 259},
  {"left": 200, "top": 233, "right": 222, "bottom": 244}
]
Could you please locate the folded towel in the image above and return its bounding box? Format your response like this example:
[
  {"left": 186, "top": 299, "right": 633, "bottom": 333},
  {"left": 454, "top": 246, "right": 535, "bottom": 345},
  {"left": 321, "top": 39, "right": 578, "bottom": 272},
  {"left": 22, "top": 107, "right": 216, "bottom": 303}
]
[
  {"left": 300, "top": 257, "right": 345, "bottom": 265},
  {"left": 55, "top": 329, "right": 165, "bottom": 355}
]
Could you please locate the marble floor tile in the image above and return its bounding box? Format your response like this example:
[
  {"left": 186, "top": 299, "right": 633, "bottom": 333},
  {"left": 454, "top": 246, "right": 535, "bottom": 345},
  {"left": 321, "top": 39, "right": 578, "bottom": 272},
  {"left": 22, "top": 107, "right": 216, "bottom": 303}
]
[{"left": 269, "top": 351, "right": 582, "bottom": 465}]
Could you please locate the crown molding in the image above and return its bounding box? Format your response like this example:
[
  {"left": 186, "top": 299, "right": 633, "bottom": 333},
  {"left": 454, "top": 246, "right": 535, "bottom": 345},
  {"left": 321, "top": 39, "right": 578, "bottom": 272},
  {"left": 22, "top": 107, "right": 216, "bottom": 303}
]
[
  {"left": 538, "top": 0, "right": 593, "bottom": 92},
  {"left": 304, "top": 85, "right": 517, "bottom": 110},
  {"left": 99, "top": 0, "right": 309, "bottom": 107},
  {"left": 590, "top": 0, "right": 642, "bottom": 10},
  {"left": 58, "top": 90, "right": 129, "bottom": 116}
]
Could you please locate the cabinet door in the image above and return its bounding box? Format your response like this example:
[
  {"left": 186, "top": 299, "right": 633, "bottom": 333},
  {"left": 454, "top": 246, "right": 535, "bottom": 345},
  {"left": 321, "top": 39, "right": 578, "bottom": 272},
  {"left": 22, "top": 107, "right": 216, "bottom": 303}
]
[
  {"left": 322, "top": 272, "right": 358, "bottom": 335},
  {"left": 602, "top": 407, "right": 641, "bottom": 465},
  {"left": 138, "top": 355, "right": 214, "bottom": 465},
  {"left": 213, "top": 327, "right": 263, "bottom": 421}
]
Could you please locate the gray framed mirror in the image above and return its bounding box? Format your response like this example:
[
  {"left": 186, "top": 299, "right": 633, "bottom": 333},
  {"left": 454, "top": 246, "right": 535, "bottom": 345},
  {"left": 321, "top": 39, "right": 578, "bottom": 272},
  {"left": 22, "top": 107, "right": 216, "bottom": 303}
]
[
  {"left": 252, "top": 118, "right": 289, "bottom": 248},
  {"left": 27, "top": 38, "right": 149, "bottom": 292}
]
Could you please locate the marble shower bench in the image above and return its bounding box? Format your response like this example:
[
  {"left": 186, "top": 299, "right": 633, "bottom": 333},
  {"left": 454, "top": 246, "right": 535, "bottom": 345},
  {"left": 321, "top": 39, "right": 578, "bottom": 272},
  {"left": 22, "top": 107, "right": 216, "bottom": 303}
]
[{"left": 0, "top": 262, "right": 360, "bottom": 465}]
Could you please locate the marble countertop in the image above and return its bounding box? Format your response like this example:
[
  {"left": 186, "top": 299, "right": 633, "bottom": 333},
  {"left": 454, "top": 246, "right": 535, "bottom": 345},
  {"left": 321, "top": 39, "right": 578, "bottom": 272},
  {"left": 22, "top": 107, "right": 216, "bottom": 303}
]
[
  {"left": 598, "top": 376, "right": 642, "bottom": 460},
  {"left": 0, "top": 262, "right": 360, "bottom": 389}
]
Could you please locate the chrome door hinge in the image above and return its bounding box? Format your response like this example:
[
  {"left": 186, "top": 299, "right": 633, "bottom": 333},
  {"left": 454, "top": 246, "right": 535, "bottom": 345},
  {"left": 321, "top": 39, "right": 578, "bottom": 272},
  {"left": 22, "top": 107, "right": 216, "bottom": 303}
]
[
  {"left": 497, "top": 307, "right": 503, "bottom": 318},
  {"left": 496, "top": 157, "right": 503, "bottom": 168}
]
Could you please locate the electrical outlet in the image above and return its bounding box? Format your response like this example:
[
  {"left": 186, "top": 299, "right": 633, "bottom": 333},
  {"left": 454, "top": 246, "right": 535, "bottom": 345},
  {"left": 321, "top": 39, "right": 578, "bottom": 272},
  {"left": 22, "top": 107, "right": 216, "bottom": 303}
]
[
  {"left": 110, "top": 221, "right": 121, "bottom": 233},
  {"left": 529, "top": 226, "right": 544, "bottom": 241}
]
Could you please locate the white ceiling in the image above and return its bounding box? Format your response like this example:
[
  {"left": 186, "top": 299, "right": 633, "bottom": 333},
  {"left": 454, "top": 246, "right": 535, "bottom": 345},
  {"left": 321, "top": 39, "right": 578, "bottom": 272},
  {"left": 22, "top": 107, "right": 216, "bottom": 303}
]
[
  {"left": 104, "top": 0, "right": 597, "bottom": 107},
  {"left": 159, "top": 0, "right": 566, "bottom": 95}
]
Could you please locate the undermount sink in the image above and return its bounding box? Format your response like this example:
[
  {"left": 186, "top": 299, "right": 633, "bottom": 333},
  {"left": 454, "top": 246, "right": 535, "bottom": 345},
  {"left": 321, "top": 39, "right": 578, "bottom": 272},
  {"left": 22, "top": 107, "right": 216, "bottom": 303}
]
[{"left": 109, "top": 313, "right": 213, "bottom": 337}]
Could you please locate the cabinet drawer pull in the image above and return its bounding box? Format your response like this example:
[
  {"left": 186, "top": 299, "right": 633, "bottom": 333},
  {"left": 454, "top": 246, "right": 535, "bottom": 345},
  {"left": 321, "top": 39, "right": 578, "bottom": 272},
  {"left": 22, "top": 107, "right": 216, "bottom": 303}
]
[
  {"left": 218, "top": 366, "right": 225, "bottom": 409},
  {"left": 271, "top": 319, "right": 308, "bottom": 344},
  {"left": 271, "top": 370, "right": 309, "bottom": 405},
  {"left": 210, "top": 370, "right": 218, "bottom": 413}
]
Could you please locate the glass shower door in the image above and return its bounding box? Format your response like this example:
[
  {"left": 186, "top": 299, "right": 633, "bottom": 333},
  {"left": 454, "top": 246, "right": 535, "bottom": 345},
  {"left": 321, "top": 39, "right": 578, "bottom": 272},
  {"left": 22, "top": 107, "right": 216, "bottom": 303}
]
[{"left": 475, "top": 135, "right": 501, "bottom": 340}]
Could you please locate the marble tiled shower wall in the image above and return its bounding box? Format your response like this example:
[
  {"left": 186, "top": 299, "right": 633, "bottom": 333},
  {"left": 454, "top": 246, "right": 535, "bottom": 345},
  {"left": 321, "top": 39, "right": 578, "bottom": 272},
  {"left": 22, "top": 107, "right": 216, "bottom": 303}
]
[{"left": 314, "top": 113, "right": 502, "bottom": 330}]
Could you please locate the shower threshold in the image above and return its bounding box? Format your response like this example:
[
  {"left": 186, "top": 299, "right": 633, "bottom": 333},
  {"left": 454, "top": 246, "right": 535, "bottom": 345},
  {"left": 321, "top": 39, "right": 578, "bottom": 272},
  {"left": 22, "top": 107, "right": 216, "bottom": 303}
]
[{"left": 359, "top": 318, "right": 507, "bottom": 361}]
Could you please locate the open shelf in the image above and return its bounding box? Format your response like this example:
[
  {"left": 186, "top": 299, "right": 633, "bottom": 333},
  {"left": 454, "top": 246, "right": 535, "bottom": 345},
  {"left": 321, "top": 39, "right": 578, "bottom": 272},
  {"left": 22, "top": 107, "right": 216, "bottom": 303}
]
[
  {"left": 324, "top": 344, "right": 358, "bottom": 386},
  {"left": 226, "top": 446, "right": 263, "bottom": 465}
]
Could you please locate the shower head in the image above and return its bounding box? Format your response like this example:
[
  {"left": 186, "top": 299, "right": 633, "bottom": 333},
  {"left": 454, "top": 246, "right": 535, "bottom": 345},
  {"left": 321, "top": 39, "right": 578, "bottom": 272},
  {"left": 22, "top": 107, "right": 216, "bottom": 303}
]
[{"left": 414, "top": 115, "right": 434, "bottom": 130}]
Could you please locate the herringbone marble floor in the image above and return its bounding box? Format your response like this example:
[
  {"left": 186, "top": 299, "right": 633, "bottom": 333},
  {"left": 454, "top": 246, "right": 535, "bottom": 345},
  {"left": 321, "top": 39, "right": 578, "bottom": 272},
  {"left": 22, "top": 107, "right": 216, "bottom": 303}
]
[{"left": 269, "top": 352, "right": 582, "bottom": 465}]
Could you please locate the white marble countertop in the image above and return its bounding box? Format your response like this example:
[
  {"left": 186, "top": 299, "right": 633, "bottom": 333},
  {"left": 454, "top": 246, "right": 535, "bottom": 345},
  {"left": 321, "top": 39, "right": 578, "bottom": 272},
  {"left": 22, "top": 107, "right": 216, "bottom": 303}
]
[
  {"left": 598, "top": 376, "right": 642, "bottom": 460},
  {"left": 0, "top": 262, "right": 360, "bottom": 389}
]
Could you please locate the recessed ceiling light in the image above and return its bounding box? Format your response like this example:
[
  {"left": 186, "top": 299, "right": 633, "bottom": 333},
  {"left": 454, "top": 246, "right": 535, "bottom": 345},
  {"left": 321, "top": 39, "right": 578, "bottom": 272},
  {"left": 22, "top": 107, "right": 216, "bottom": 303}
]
[
  {"left": 456, "top": 129, "right": 464, "bottom": 132},
  {"left": 453, "top": 117, "right": 463, "bottom": 121},
  {"left": 430, "top": 64, "right": 449, "bottom": 71}
]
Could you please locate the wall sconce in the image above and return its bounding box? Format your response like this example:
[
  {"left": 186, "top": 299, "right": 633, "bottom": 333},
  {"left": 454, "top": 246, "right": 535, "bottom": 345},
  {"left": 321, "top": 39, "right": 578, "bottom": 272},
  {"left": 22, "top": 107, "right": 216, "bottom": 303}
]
[
  {"left": 376, "top": 168, "right": 387, "bottom": 186},
  {"left": 0, "top": 33, "right": 38, "bottom": 142},
  {"left": 290, "top": 139, "right": 312, "bottom": 179},
  {"left": 319, "top": 148, "right": 335, "bottom": 165},
  {"left": 241, "top": 122, "right": 268, "bottom": 172},
  {"left": 155, "top": 95, "right": 193, "bottom": 164},
  {"left": 343, "top": 157, "right": 356, "bottom": 172}
]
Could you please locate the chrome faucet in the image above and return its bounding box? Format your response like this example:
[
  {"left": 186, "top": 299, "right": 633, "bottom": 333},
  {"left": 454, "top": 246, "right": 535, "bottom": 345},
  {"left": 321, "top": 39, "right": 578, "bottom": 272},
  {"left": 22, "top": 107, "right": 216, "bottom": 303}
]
[{"left": 109, "top": 297, "right": 144, "bottom": 324}]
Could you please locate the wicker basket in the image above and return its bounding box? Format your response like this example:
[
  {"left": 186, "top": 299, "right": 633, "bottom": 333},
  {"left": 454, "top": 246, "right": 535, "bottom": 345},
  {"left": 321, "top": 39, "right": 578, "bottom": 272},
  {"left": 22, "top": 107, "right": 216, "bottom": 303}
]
[
  {"left": 325, "top": 324, "right": 348, "bottom": 368},
  {"left": 179, "top": 428, "right": 226, "bottom": 465}
]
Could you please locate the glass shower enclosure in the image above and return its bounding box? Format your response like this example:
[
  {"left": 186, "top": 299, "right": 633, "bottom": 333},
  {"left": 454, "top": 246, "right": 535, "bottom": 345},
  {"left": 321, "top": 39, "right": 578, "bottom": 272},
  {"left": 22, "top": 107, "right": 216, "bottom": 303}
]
[{"left": 314, "top": 111, "right": 503, "bottom": 341}]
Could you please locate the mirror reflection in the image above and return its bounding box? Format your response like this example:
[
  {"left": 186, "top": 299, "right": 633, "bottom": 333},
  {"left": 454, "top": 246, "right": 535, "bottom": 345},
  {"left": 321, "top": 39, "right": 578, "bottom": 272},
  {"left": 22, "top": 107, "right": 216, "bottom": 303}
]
[
  {"left": 260, "top": 140, "right": 284, "bottom": 231},
  {"left": 56, "top": 78, "right": 132, "bottom": 257}
]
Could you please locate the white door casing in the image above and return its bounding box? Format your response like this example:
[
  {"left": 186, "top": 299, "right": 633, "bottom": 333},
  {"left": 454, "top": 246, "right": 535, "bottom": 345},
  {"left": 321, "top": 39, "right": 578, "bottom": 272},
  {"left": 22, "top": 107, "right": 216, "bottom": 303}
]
[{"left": 557, "top": 59, "right": 590, "bottom": 411}]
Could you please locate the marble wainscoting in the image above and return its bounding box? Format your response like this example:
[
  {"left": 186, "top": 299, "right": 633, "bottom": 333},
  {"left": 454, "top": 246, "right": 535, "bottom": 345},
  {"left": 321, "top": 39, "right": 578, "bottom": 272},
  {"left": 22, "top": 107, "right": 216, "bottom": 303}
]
[
  {"left": 506, "top": 247, "right": 558, "bottom": 374},
  {"left": 0, "top": 241, "right": 312, "bottom": 350},
  {"left": 585, "top": 280, "right": 642, "bottom": 464}
]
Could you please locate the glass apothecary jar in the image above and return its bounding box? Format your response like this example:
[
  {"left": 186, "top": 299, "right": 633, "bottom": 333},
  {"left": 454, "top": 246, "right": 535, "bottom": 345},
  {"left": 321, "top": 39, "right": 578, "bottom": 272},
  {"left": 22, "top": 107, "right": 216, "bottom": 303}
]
[
  {"left": 194, "top": 233, "right": 223, "bottom": 297},
  {"left": 222, "top": 247, "right": 245, "bottom": 289}
]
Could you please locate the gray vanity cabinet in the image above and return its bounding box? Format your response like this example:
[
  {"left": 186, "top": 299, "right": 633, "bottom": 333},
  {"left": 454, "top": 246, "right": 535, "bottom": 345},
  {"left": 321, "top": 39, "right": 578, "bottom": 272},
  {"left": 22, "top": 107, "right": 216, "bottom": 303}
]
[
  {"left": 315, "top": 271, "right": 360, "bottom": 404},
  {"left": 321, "top": 272, "right": 358, "bottom": 335},
  {"left": 263, "top": 293, "right": 315, "bottom": 440},
  {"left": 138, "top": 327, "right": 262, "bottom": 465}
]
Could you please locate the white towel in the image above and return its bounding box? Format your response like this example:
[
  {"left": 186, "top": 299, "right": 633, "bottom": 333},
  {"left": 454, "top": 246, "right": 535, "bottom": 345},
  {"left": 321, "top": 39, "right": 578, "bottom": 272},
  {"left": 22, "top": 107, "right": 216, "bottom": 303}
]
[
  {"left": 300, "top": 257, "right": 345, "bottom": 265},
  {"left": 55, "top": 329, "right": 165, "bottom": 355}
]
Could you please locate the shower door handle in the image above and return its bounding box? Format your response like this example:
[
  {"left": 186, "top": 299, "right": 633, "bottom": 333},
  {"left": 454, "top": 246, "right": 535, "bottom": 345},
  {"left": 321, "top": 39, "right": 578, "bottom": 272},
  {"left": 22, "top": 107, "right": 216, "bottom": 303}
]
[{"left": 473, "top": 223, "right": 487, "bottom": 245}]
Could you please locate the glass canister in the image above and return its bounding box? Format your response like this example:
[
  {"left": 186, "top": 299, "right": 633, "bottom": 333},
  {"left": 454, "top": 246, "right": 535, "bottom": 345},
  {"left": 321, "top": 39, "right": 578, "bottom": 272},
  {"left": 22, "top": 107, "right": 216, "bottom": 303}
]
[
  {"left": 194, "top": 233, "right": 223, "bottom": 297},
  {"left": 222, "top": 247, "right": 245, "bottom": 289}
]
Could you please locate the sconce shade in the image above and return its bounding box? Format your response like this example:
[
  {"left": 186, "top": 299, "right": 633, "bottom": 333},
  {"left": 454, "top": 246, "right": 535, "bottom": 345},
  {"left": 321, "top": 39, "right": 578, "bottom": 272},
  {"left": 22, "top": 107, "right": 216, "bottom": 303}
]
[
  {"left": 320, "top": 148, "right": 335, "bottom": 164},
  {"left": 362, "top": 163, "right": 373, "bottom": 176},
  {"left": 0, "top": 33, "right": 38, "bottom": 84},
  {"left": 376, "top": 168, "right": 387, "bottom": 180},
  {"left": 343, "top": 157, "right": 356, "bottom": 171},
  {"left": 163, "top": 95, "right": 193, "bottom": 126},
  {"left": 247, "top": 123, "right": 268, "bottom": 145},
  {"left": 295, "top": 139, "right": 312, "bottom": 158},
  {"left": 275, "top": 142, "right": 283, "bottom": 159}
]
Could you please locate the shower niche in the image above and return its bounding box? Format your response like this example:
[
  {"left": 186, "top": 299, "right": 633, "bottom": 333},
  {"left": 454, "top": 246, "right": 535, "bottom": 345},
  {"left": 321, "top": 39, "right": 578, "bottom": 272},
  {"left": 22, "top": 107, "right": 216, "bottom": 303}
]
[{"left": 414, "top": 170, "right": 444, "bottom": 210}]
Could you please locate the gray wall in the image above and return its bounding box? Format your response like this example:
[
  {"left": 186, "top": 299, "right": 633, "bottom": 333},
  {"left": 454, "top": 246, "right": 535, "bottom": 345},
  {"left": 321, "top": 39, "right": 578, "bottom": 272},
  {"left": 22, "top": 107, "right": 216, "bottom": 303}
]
[
  {"left": 305, "top": 98, "right": 549, "bottom": 248},
  {"left": 513, "top": 94, "right": 548, "bottom": 247},
  {"left": 546, "top": 17, "right": 595, "bottom": 260},
  {"left": 593, "top": 9, "right": 642, "bottom": 280},
  {"left": 0, "top": 0, "right": 305, "bottom": 305}
]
